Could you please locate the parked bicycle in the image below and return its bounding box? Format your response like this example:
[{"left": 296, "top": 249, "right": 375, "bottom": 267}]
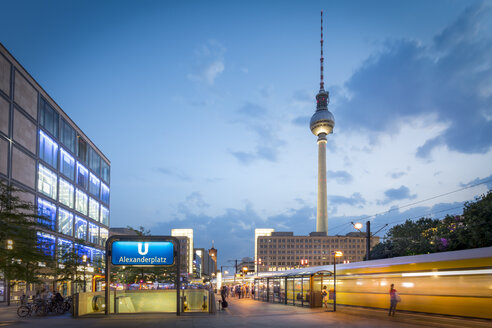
[{"left": 17, "top": 299, "right": 46, "bottom": 318}]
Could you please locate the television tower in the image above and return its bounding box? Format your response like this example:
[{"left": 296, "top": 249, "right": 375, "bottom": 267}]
[{"left": 310, "top": 10, "right": 335, "bottom": 234}]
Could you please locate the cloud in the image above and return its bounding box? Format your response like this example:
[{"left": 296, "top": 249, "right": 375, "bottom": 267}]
[
  {"left": 327, "top": 170, "right": 353, "bottom": 184},
  {"left": 335, "top": 3, "right": 492, "bottom": 157},
  {"left": 230, "top": 102, "right": 285, "bottom": 165},
  {"left": 156, "top": 167, "right": 191, "bottom": 181},
  {"left": 459, "top": 173, "right": 492, "bottom": 189},
  {"left": 292, "top": 115, "right": 309, "bottom": 127},
  {"left": 329, "top": 192, "right": 366, "bottom": 206},
  {"left": 390, "top": 171, "right": 407, "bottom": 179},
  {"left": 378, "top": 185, "right": 417, "bottom": 205},
  {"left": 187, "top": 40, "right": 225, "bottom": 86}
]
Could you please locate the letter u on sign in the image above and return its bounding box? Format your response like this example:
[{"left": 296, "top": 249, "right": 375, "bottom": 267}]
[{"left": 137, "top": 242, "right": 149, "bottom": 255}]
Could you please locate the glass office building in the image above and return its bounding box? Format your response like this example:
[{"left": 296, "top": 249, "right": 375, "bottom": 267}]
[{"left": 0, "top": 43, "right": 110, "bottom": 298}]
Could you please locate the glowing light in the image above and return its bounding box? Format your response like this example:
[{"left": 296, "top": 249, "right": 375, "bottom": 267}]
[
  {"left": 354, "top": 223, "right": 363, "bottom": 230},
  {"left": 334, "top": 251, "right": 343, "bottom": 257},
  {"left": 380, "top": 281, "right": 387, "bottom": 286},
  {"left": 402, "top": 282, "right": 414, "bottom": 288},
  {"left": 401, "top": 269, "right": 492, "bottom": 277}
]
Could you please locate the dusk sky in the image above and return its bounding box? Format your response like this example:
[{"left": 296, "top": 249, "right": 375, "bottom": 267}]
[{"left": 1, "top": 0, "right": 491, "bottom": 266}]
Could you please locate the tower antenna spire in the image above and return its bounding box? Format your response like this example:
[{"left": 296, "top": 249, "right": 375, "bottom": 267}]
[{"left": 320, "top": 10, "right": 324, "bottom": 91}]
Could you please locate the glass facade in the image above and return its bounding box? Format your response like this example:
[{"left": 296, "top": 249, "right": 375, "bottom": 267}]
[
  {"left": 89, "top": 147, "right": 101, "bottom": 175},
  {"left": 99, "top": 228, "right": 108, "bottom": 247},
  {"left": 76, "top": 162, "right": 89, "bottom": 190},
  {"left": 100, "top": 206, "right": 109, "bottom": 225},
  {"left": 37, "top": 198, "right": 56, "bottom": 231},
  {"left": 75, "top": 216, "right": 87, "bottom": 240},
  {"left": 78, "top": 137, "right": 88, "bottom": 163},
  {"left": 60, "top": 118, "right": 76, "bottom": 153},
  {"left": 60, "top": 148, "right": 75, "bottom": 180},
  {"left": 89, "top": 173, "right": 100, "bottom": 197},
  {"left": 75, "top": 189, "right": 88, "bottom": 215},
  {"left": 39, "top": 130, "right": 58, "bottom": 169},
  {"left": 37, "top": 232, "right": 56, "bottom": 257},
  {"left": 59, "top": 178, "right": 74, "bottom": 208},
  {"left": 58, "top": 208, "right": 73, "bottom": 236},
  {"left": 38, "top": 163, "right": 57, "bottom": 200},
  {"left": 101, "top": 183, "right": 109, "bottom": 204},
  {"left": 39, "top": 98, "right": 59, "bottom": 138},
  {"left": 101, "top": 160, "right": 110, "bottom": 183},
  {"left": 89, "top": 223, "right": 99, "bottom": 245},
  {"left": 88, "top": 197, "right": 99, "bottom": 222}
]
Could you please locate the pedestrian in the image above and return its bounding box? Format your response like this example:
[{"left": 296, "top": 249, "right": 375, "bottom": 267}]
[
  {"left": 388, "top": 283, "right": 399, "bottom": 316},
  {"left": 321, "top": 286, "right": 329, "bottom": 311},
  {"left": 220, "top": 285, "right": 228, "bottom": 310}
]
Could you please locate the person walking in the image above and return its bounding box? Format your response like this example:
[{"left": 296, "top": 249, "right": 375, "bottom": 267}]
[
  {"left": 220, "top": 285, "right": 228, "bottom": 310},
  {"left": 389, "top": 284, "right": 398, "bottom": 316},
  {"left": 321, "top": 286, "right": 329, "bottom": 311}
]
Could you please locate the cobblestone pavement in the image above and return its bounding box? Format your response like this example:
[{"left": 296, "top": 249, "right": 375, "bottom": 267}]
[{"left": 1, "top": 297, "right": 490, "bottom": 327}]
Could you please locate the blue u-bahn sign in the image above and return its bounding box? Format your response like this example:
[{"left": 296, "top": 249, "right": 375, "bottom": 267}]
[{"left": 111, "top": 241, "right": 174, "bottom": 266}]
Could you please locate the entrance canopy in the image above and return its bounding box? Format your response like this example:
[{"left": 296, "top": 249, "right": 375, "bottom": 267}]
[{"left": 256, "top": 267, "right": 333, "bottom": 279}]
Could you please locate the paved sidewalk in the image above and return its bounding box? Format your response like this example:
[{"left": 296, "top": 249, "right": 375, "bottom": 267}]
[{"left": 1, "top": 297, "right": 490, "bottom": 327}]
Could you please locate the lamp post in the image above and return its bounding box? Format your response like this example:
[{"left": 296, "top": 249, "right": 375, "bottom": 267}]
[
  {"left": 82, "top": 255, "right": 87, "bottom": 292},
  {"left": 332, "top": 251, "right": 343, "bottom": 312},
  {"left": 352, "top": 221, "right": 388, "bottom": 261}
]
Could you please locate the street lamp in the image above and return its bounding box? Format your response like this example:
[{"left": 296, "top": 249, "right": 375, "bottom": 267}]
[
  {"left": 82, "top": 255, "right": 87, "bottom": 292},
  {"left": 333, "top": 251, "right": 343, "bottom": 312},
  {"left": 7, "top": 239, "right": 13, "bottom": 250},
  {"left": 352, "top": 221, "right": 388, "bottom": 261}
]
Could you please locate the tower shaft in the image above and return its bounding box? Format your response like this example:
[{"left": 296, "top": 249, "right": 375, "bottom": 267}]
[{"left": 316, "top": 134, "right": 328, "bottom": 233}]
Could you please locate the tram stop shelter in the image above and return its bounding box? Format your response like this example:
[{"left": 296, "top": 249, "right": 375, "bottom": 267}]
[{"left": 253, "top": 268, "right": 334, "bottom": 308}]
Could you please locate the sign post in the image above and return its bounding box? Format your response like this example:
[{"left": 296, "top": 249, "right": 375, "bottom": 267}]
[{"left": 105, "top": 236, "right": 181, "bottom": 315}]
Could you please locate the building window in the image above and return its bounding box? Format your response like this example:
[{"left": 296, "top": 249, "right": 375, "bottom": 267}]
[
  {"left": 89, "top": 147, "right": 101, "bottom": 175},
  {"left": 39, "top": 130, "right": 58, "bottom": 169},
  {"left": 77, "top": 137, "right": 88, "bottom": 163},
  {"left": 89, "top": 197, "right": 99, "bottom": 222},
  {"left": 60, "top": 148, "right": 75, "bottom": 180},
  {"left": 100, "top": 206, "right": 109, "bottom": 226},
  {"left": 101, "top": 160, "right": 110, "bottom": 183},
  {"left": 58, "top": 238, "right": 73, "bottom": 258},
  {"left": 39, "top": 98, "right": 59, "bottom": 138},
  {"left": 99, "top": 228, "right": 108, "bottom": 247},
  {"left": 101, "top": 183, "right": 109, "bottom": 204},
  {"left": 75, "top": 189, "right": 88, "bottom": 215},
  {"left": 89, "top": 223, "right": 99, "bottom": 245},
  {"left": 76, "top": 162, "right": 89, "bottom": 189},
  {"left": 59, "top": 178, "right": 74, "bottom": 208},
  {"left": 89, "top": 173, "right": 100, "bottom": 197},
  {"left": 58, "top": 208, "right": 73, "bottom": 237},
  {"left": 37, "top": 198, "right": 56, "bottom": 231},
  {"left": 60, "top": 118, "right": 76, "bottom": 153},
  {"left": 38, "top": 163, "right": 57, "bottom": 200},
  {"left": 75, "top": 216, "right": 87, "bottom": 240},
  {"left": 37, "top": 231, "right": 56, "bottom": 257}
]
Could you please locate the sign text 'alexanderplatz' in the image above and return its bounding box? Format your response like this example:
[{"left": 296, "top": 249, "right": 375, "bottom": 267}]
[{"left": 111, "top": 241, "right": 174, "bottom": 266}]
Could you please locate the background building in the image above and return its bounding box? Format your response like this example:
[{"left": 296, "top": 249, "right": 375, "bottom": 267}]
[
  {"left": 193, "top": 248, "right": 216, "bottom": 279},
  {"left": 256, "top": 231, "right": 379, "bottom": 272},
  {"left": 0, "top": 43, "right": 111, "bottom": 297},
  {"left": 208, "top": 243, "right": 217, "bottom": 274},
  {"left": 171, "top": 229, "right": 193, "bottom": 275},
  {"left": 254, "top": 228, "right": 275, "bottom": 273}
]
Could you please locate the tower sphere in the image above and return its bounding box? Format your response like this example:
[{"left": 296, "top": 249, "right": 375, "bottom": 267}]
[{"left": 310, "top": 90, "right": 335, "bottom": 136}]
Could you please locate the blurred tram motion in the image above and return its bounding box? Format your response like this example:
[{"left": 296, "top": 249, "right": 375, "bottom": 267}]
[
  {"left": 223, "top": 246, "right": 492, "bottom": 319},
  {"left": 332, "top": 246, "right": 492, "bottom": 319}
]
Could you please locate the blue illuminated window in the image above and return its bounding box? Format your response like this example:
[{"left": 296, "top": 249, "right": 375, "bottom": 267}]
[
  {"left": 38, "top": 163, "right": 57, "bottom": 200},
  {"left": 89, "top": 197, "right": 99, "bottom": 222},
  {"left": 75, "top": 243, "right": 91, "bottom": 261},
  {"left": 101, "top": 160, "right": 110, "bottom": 183},
  {"left": 59, "top": 178, "right": 74, "bottom": 208},
  {"left": 58, "top": 208, "right": 73, "bottom": 236},
  {"left": 75, "top": 216, "right": 87, "bottom": 241},
  {"left": 89, "top": 223, "right": 99, "bottom": 245},
  {"left": 58, "top": 238, "right": 73, "bottom": 258},
  {"left": 60, "top": 148, "right": 75, "bottom": 180},
  {"left": 37, "top": 232, "right": 56, "bottom": 257},
  {"left": 100, "top": 206, "right": 109, "bottom": 226},
  {"left": 75, "top": 189, "right": 88, "bottom": 215},
  {"left": 76, "top": 162, "right": 89, "bottom": 189},
  {"left": 89, "top": 173, "right": 100, "bottom": 197},
  {"left": 37, "top": 198, "right": 56, "bottom": 231},
  {"left": 39, "top": 130, "right": 58, "bottom": 169},
  {"left": 99, "top": 228, "right": 108, "bottom": 247},
  {"left": 100, "top": 183, "right": 109, "bottom": 204}
]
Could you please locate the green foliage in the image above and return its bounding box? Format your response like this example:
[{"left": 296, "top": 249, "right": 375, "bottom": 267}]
[
  {"left": 126, "top": 225, "right": 151, "bottom": 236},
  {"left": 0, "top": 182, "right": 51, "bottom": 286},
  {"left": 371, "top": 190, "right": 492, "bottom": 259}
]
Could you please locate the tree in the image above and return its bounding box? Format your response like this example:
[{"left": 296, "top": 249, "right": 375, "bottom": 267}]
[
  {"left": 0, "top": 182, "right": 50, "bottom": 304},
  {"left": 54, "top": 240, "right": 88, "bottom": 296},
  {"left": 370, "top": 190, "right": 492, "bottom": 259}
]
